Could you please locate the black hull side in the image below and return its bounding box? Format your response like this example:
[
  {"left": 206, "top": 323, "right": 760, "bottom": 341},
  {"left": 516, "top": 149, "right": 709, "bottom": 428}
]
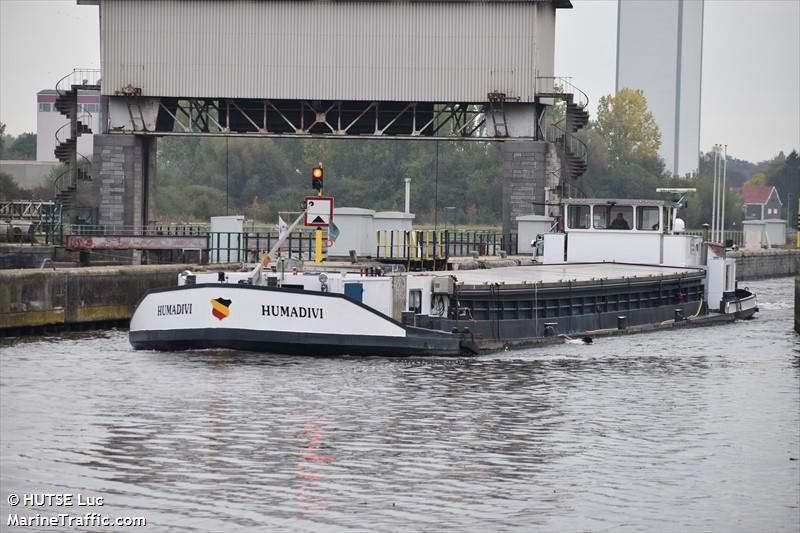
[
  {"left": 428, "top": 300, "right": 704, "bottom": 341},
  {"left": 130, "top": 327, "right": 464, "bottom": 357}
]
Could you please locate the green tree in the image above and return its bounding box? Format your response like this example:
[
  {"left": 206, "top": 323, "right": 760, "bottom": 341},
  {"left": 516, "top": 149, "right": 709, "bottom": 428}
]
[
  {"left": 671, "top": 173, "right": 743, "bottom": 230},
  {"left": 3, "top": 133, "right": 37, "bottom": 160},
  {"left": 0, "top": 172, "right": 29, "bottom": 200},
  {"left": 766, "top": 149, "right": 799, "bottom": 226},
  {"left": 578, "top": 89, "right": 669, "bottom": 199},
  {"left": 594, "top": 88, "right": 661, "bottom": 161}
]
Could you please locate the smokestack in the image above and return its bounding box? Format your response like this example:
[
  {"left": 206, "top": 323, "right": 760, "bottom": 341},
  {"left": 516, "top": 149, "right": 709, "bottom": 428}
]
[{"left": 404, "top": 177, "right": 411, "bottom": 214}]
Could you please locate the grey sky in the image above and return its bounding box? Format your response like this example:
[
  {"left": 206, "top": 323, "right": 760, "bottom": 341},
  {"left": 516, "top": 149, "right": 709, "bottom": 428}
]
[
  {"left": 555, "top": 0, "right": 799, "bottom": 163},
  {"left": 1, "top": 0, "right": 797, "bottom": 163}
]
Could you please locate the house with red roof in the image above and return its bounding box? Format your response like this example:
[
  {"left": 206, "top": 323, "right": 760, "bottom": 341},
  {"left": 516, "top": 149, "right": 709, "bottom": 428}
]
[{"left": 741, "top": 185, "right": 783, "bottom": 220}]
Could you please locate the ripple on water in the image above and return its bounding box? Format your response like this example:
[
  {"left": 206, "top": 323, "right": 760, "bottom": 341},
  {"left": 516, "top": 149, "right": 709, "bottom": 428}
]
[{"left": 0, "top": 278, "right": 798, "bottom": 531}]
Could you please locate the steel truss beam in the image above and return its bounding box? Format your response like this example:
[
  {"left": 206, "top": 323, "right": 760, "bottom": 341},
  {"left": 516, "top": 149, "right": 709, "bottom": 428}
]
[
  {"left": 0, "top": 201, "right": 56, "bottom": 220},
  {"left": 0, "top": 201, "right": 58, "bottom": 233},
  {"left": 151, "top": 98, "right": 491, "bottom": 139}
]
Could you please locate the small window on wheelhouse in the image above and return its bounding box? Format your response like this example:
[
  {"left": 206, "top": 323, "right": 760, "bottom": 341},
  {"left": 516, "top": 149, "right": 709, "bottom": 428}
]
[
  {"left": 594, "top": 205, "right": 633, "bottom": 230},
  {"left": 567, "top": 205, "right": 590, "bottom": 229},
  {"left": 636, "top": 206, "right": 660, "bottom": 230}
]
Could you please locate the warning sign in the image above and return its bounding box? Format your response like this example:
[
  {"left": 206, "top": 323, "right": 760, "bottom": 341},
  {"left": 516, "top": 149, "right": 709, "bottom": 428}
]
[{"left": 304, "top": 196, "right": 334, "bottom": 227}]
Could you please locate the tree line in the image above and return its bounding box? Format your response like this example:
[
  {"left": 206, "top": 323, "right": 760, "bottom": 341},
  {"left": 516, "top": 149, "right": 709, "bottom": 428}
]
[
  {"left": 566, "top": 89, "right": 797, "bottom": 230},
  {"left": 0, "top": 123, "right": 37, "bottom": 161}
]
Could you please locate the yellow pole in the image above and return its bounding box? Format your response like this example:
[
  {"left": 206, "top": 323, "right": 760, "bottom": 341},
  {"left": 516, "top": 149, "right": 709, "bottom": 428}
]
[{"left": 315, "top": 227, "right": 323, "bottom": 263}]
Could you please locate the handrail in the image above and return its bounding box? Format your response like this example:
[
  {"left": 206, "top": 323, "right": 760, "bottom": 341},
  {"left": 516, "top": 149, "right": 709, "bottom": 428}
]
[
  {"left": 67, "top": 224, "right": 211, "bottom": 236},
  {"left": 55, "top": 112, "right": 93, "bottom": 143},
  {"left": 52, "top": 167, "right": 70, "bottom": 198},
  {"left": 52, "top": 154, "right": 92, "bottom": 197},
  {"left": 55, "top": 68, "right": 101, "bottom": 95},
  {"left": 54, "top": 122, "right": 70, "bottom": 146},
  {"left": 536, "top": 76, "right": 589, "bottom": 110},
  {"left": 547, "top": 121, "right": 587, "bottom": 160}
]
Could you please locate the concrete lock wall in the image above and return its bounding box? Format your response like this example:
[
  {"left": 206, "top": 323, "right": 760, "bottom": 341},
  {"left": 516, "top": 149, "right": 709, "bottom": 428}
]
[
  {"left": 0, "top": 265, "right": 194, "bottom": 331},
  {"left": 795, "top": 275, "right": 799, "bottom": 334},
  {"left": 728, "top": 249, "right": 800, "bottom": 280}
]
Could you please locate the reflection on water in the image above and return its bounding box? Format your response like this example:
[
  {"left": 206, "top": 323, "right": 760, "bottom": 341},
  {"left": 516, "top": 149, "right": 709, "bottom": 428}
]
[{"left": 1, "top": 278, "right": 798, "bottom": 532}]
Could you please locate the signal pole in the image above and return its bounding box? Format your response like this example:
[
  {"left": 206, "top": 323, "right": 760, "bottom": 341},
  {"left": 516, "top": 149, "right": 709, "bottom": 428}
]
[{"left": 312, "top": 164, "right": 324, "bottom": 264}]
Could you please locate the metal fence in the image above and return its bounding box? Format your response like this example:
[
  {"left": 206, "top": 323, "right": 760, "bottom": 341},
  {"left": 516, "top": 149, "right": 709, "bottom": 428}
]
[
  {"left": 207, "top": 231, "right": 319, "bottom": 263},
  {"left": 68, "top": 223, "right": 207, "bottom": 236},
  {"left": 683, "top": 229, "right": 745, "bottom": 248},
  {"left": 375, "top": 230, "right": 518, "bottom": 260},
  {"left": 203, "top": 229, "right": 521, "bottom": 264}
]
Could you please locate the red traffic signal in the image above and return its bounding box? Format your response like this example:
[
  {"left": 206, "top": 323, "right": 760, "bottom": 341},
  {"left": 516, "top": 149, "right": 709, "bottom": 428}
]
[{"left": 311, "top": 166, "right": 323, "bottom": 191}]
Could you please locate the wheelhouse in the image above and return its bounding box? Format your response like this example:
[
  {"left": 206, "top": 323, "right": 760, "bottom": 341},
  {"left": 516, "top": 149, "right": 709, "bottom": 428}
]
[{"left": 562, "top": 199, "right": 678, "bottom": 234}]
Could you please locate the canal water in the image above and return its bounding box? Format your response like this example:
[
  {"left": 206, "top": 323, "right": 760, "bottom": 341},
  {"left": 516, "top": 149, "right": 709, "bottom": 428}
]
[{"left": 1, "top": 278, "right": 798, "bottom": 532}]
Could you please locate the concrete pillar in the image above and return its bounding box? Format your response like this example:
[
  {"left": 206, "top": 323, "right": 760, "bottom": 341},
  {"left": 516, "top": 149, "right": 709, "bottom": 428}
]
[
  {"left": 501, "top": 140, "right": 558, "bottom": 243},
  {"left": 94, "top": 134, "right": 157, "bottom": 227}
]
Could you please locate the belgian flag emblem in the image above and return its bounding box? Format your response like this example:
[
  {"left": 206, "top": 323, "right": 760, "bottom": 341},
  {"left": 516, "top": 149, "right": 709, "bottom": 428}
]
[{"left": 211, "top": 297, "right": 232, "bottom": 320}]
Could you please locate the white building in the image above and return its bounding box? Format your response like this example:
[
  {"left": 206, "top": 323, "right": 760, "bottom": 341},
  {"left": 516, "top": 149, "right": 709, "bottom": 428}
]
[
  {"left": 616, "top": 0, "right": 704, "bottom": 177},
  {"left": 36, "top": 89, "right": 100, "bottom": 162}
]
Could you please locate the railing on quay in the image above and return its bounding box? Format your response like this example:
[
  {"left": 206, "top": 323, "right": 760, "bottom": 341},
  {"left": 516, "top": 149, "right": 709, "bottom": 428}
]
[
  {"left": 61, "top": 226, "right": 522, "bottom": 262},
  {"left": 207, "top": 231, "right": 320, "bottom": 263},
  {"left": 67, "top": 223, "right": 209, "bottom": 236},
  {"left": 208, "top": 230, "right": 521, "bottom": 266},
  {"left": 683, "top": 229, "right": 745, "bottom": 248},
  {"left": 375, "top": 230, "right": 519, "bottom": 260}
]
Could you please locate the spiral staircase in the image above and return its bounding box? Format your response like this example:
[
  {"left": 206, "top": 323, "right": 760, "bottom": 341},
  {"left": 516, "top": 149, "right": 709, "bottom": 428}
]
[
  {"left": 53, "top": 69, "right": 101, "bottom": 210},
  {"left": 536, "top": 77, "right": 590, "bottom": 183}
]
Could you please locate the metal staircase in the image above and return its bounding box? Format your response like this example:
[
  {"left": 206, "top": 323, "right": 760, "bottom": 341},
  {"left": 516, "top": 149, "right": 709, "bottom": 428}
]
[
  {"left": 53, "top": 68, "right": 101, "bottom": 209},
  {"left": 536, "top": 77, "right": 590, "bottom": 182}
]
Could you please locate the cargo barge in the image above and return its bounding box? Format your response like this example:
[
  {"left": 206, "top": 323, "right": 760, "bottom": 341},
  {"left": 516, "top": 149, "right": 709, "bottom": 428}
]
[{"left": 129, "top": 196, "right": 757, "bottom": 356}]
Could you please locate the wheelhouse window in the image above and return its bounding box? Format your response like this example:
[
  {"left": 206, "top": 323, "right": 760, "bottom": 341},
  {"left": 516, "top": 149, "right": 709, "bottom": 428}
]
[
  {"left": 594, "top": 205, "right": 632, "bottom": 230},
  {"left": 636, "top": 206, "right": 660, "bottom": 230},
  {"left": 567, "top": 204, "right": 590, "bottom": 229}
]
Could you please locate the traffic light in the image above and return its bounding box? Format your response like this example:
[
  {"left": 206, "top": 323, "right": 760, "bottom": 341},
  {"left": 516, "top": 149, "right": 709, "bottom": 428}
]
[{"left": 311, "top": 166, "right": 323, "bottom": 192}]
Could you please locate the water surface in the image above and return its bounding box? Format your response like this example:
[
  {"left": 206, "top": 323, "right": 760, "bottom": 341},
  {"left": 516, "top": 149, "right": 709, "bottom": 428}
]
[{"left": 1, "top": 278, "right": 798, "bottom": 532}]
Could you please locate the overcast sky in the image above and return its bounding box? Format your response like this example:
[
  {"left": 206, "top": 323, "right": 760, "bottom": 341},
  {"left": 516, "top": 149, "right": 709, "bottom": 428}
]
[{"left": 1, "top": 0, "right": 798, "bottom": 163}]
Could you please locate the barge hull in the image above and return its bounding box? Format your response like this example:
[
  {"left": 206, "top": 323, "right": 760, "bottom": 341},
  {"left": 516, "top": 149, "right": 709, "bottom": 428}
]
[{"left": 130, "top": 327, "right": 463, "bottom": 357}]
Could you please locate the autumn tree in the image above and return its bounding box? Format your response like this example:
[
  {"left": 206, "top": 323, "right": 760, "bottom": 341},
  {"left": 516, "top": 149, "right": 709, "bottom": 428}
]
[
  {"left": 578, "top": 88, "right": 669, "bottom": 199},
  {"left": 594, "top": 88, "right": 661, "bottom": 161},
  {"left": 743, "top": 171, "right": 767, "bottom": 187}
]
